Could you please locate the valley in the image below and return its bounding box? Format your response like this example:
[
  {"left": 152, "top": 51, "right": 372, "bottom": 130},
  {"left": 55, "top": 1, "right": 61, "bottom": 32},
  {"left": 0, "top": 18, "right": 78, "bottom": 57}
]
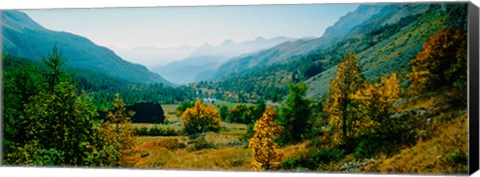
[{"left": 1, "top": 2, "right": 471, "bottom": 174}]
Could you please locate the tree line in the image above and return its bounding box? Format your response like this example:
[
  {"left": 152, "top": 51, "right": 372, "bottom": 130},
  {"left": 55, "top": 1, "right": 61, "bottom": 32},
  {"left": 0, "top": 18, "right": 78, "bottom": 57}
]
[{"left": 3, "top": 48, "right": 137, "bottom": 166}]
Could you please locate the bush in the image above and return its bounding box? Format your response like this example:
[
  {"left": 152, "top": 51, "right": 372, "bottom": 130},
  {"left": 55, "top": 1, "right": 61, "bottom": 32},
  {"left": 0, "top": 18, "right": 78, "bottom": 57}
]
[
  {"left": 353, "top": 139, "right": 381, "bottom": 158},
  {"left": 156, "top": 138, "right": 186, "bottom": 150},
  {"left": 187, "top": 136, "right": 216, "bottom": 151},
  {"left": 281, "top": 149, "right": 344, "bottom": 170},
  {"left": 133, "top": 126, "right": 181, "bottom": 136},
  {"left": 182, "top": 100, "right": 221, "bottom": 134}
]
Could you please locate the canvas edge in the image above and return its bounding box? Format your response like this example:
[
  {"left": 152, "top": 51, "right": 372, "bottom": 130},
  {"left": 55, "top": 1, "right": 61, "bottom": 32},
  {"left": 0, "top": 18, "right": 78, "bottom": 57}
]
[{"left": 468, "top": 1, "right": 479, "bottom": 175}]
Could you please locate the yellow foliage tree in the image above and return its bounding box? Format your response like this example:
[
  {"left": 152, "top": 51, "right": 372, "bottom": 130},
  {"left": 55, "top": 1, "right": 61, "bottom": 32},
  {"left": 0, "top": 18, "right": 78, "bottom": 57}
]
[
  {"left": 249, "top": 105, "right": 283, "bottom": 170},
  {"left": 409, "top": 27, "right": 467, "bottom": 94},
  {"left": 182, "top": 100, "right": 221, "bottom": 134},
  {"left": 98, "top": 93, "right": 138, "bottom": 167},
  {"left": 323, "top": 54, "right": 364, "bottom": 143},
  {"left": 351, "top": 73, "right": 400, "bottom": 136}
]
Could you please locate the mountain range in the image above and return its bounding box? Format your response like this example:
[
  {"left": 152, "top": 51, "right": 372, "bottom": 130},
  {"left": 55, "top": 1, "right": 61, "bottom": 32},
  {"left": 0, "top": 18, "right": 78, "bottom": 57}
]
[
  {"left": 152, "top": 36, "right": 295, "bottom": 84},
  {"left": 192, "top": 3, "right": 454, "bottom": 101},
  {"left": 2, "top": 10, "right": 172, "bottom": 86},
  {"left": 110, "top": 45, "right": 196, "bottom": 68},
  {"left": 2, "top": 3, "right": 457, "bottom": 102}
]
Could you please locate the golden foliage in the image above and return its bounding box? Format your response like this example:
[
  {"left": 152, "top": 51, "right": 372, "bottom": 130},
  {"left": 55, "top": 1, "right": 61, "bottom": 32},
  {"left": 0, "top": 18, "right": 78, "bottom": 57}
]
[
  {"left": 248, "top": 106, "right": 283, "bottom": 170},
  {"left": 98, "top": 93, "right": 138, "bottom": 167},
  {"left": 323, "top": 54, "right": 364, "bottom": 143},
  {"left": 182, "top": 100, "right": 221, "bottom": 134},
  {"left": 350, "top": 73, "right": 400, "bottom": 135},
  {"left": 409, "top": 27, "right": 467, "bottom": 94}
]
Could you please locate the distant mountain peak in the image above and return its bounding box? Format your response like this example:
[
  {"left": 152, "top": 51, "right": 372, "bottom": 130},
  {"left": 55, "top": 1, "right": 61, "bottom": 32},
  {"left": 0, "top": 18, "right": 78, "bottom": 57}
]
[
  {"left": 254, "top": 36, "right": 266, "bottom": 42},
  {"left": 220, "top": 39, "right": 235, "bottom": 46},
  {"left": 202, "top": 42, "right": 212, "bottom": 47}
]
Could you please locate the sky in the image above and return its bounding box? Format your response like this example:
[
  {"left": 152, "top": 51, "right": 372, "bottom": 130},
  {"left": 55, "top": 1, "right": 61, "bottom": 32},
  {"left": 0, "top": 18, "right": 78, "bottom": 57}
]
[{"left": 22, "top": 4, "right": 359, "bottom": 50}]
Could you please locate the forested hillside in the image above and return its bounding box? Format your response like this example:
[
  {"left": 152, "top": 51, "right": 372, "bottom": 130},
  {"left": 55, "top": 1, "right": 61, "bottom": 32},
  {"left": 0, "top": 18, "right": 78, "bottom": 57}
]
[
  {"left": 2, "top": 10, "right": 172, "bottom": 85},
  {"left": 194, "top": 4, "right": 433, "bottom": 102}
]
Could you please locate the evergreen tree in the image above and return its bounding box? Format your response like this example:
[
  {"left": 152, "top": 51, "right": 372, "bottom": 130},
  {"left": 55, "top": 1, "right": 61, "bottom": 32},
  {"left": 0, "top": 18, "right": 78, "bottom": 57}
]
[
  {"left": 19, "top": 47, "right": 100, "bottom": 165},
  {"left": 277, "top": 81, "right": 313, "bottom": 144},
  {"left": 219, "top": 105, "right": 229, "bottom": 122}
]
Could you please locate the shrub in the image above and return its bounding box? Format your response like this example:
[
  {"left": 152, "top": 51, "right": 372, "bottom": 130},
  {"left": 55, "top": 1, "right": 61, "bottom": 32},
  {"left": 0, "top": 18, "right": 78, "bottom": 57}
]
[
  {"left": 156, "top": 138, "right": 186, "bottom": 150},
  {"left": 187, "top": 136, "right": 216, "bottom": 151},
  {"left": 133, "top": 126, "right": 181, "bottom": 136},
  {"left": 281, "top": 149, "right": 344, "bottom": 170},
  {"left": 182, "top": 100, "right": 221, "bottom": 134}
]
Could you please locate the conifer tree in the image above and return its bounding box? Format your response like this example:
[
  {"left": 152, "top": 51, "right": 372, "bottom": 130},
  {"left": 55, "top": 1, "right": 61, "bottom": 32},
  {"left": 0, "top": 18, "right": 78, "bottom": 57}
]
[
  {"left": 277, "top": 81, "right": 312, "bottom": 144},
  {"left": 20, "top": 47, "right": 99, "bottom": 165}
]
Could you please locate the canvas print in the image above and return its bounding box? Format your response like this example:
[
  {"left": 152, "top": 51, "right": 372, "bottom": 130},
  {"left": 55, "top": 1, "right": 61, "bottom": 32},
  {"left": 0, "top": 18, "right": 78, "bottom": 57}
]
[{"left": 1, "top": 2, "right": 475, "bottom": 174}]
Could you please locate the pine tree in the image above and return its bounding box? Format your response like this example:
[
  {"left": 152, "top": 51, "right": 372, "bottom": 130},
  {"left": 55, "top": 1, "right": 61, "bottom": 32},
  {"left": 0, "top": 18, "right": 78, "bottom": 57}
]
[
  {"left": 249, "top": 106, "right": 283, "bottom": 170},
  {"left": 277, "top": 81, "right": 312, "bottom": 144},
  {"left": 20, "top": 47, "right": 99, "bottom": 165}
]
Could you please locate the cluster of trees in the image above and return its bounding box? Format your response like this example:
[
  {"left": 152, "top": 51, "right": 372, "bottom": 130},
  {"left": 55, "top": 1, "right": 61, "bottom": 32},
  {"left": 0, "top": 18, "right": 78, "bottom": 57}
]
[
  {"left": 2, "top": 48, "right": 137, "bottom": 167},
  {"left": 248, "top": 20, "right": 467, "bottom": 169},
  {"left": 409, "top": 27, "right": 467, "bottom": 95},
  {"left": 74, "top": 68, "right": 196, "bottom": 110},
  {"left": 321, "top": 53, "right": 414, "bottom": 156}
]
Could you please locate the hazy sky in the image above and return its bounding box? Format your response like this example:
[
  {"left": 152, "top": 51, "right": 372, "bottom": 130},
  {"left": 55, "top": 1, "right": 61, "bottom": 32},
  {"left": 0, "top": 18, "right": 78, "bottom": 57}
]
[{"left": 22, "top": 4, "right": 359, "bottom": 49}]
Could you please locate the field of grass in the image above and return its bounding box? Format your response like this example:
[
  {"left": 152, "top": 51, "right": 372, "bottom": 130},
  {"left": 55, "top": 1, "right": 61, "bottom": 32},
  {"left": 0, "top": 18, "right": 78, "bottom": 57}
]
[
  {"left": 130, "top": 88, "right": 468, "bottom": 173},
  {"left": 132, "top": 103, "right": 257, "bottom": 170}
]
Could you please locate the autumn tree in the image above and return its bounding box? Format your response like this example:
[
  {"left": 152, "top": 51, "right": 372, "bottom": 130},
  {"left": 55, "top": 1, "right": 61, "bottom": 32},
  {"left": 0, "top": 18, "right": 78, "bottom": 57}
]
[
  {"left": 323, "top": 54, "right": 365, "bottom": 144},
  {"left": 277, "top": 81, "right": 313, "bottom": 144},
  {"left": 351, "top": 73, "right": 400, "bottom": 136},
  {"left": 182, "top": 100, "right": 221, "bottom": 134},
  {"left": 96, "top": 93, "right": 138, "bottom": 167},
  {"left": 409, "top": 27, "right": 467, "bottom": 94},
  {"left": 351, "top": 73, "right": 418, "bottom": 156},
  {"left": 249, "top": 106, "right": 283, "bottom": 170}
]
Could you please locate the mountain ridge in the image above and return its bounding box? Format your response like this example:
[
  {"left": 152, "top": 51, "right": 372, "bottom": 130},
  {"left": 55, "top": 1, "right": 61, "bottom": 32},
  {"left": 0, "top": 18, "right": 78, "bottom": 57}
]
[
  {"left": 2, "top": 10, "right": 173, "bottom": 86},
  {"left": 153, "top": 36, "right": 295, "bottom": 84}
]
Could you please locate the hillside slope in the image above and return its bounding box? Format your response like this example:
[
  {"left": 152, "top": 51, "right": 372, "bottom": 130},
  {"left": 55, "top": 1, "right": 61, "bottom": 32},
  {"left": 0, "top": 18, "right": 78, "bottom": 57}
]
[
  {"left": 306, "top": 4, "right": 442, "bottom": 98},
  {"left": 197, "top": 3, "right": 438, "bottom": 102},
  {"left": 209, "top": 4, "right": 400, "bottom": 81},
  {"left": 2, "top": 10, "right": 172, "bottom": 85}
]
